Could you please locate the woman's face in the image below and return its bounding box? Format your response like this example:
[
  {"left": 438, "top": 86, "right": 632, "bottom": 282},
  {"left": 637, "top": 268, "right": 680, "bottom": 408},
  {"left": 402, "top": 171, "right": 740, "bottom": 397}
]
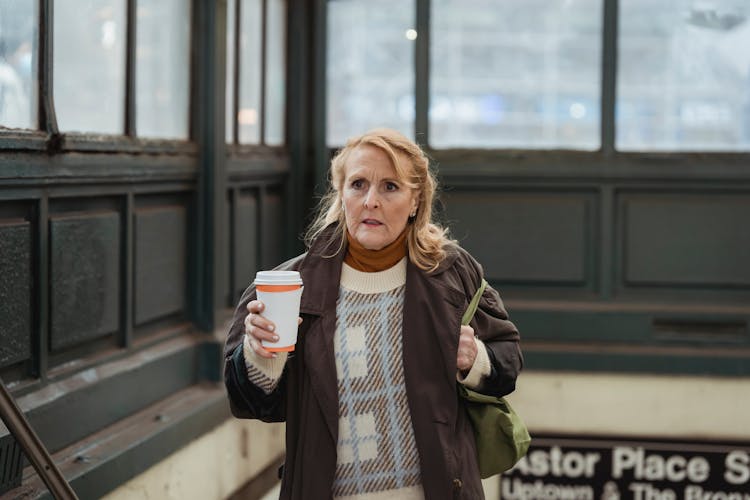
[{"left": 341, "top": 144, "right": 419, "bottom": 250}]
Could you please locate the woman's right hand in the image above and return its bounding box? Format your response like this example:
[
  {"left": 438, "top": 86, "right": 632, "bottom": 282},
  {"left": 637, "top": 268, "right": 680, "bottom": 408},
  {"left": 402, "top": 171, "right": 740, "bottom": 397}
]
[{"left": 244, "top": 300, "right": 278, "bottom": 359}]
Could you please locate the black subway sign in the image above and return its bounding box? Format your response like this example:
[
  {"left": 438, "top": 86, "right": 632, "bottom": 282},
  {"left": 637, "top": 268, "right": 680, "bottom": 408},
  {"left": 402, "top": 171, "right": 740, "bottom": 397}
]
[{"left": 500, "top": 437, "right": 750, "bottom": 499}]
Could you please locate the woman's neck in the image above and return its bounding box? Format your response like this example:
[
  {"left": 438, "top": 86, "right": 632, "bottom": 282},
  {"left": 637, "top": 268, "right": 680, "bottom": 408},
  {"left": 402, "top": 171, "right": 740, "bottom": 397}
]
[{"left": 344, "top": 229, "right": 408, "bottom": 272}]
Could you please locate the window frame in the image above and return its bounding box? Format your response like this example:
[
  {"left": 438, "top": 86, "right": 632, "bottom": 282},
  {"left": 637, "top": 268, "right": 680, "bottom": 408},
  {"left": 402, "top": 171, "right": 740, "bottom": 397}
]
[
  {"left": 0, "top": 0, "right": 197, "bottom": 154},
  {"left": 408, "top": 0, "right": 750, "bottom": 163},
  {"left": 226, "top": 0, "right": 289, "bottom": 151}
]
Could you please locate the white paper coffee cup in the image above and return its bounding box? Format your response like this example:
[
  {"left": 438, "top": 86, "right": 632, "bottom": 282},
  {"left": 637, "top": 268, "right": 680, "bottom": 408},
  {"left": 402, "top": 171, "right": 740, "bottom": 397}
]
[{"left": 254, "top": 271, "right": 303, "bottom": 352}]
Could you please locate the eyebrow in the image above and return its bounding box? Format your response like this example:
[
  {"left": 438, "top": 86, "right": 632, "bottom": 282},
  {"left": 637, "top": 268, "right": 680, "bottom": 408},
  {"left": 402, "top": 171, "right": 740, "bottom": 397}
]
[{"left": 344, "top": 171, "right": 402, "bottom": 184}]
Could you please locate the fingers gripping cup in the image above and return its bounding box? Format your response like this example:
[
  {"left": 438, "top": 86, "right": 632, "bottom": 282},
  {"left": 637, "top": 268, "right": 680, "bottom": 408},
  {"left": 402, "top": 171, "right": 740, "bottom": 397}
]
[{"left": 254, "top": 271, "right": 304, "bottom": 352}]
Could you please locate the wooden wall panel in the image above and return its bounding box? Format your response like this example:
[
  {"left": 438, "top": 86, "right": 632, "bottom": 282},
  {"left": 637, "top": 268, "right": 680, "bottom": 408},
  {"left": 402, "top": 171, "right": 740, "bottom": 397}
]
[
  {"left": 134, "top": 206, "right": 187, "bottom": 325},
  {"left": 50, "top": 212, "right": 120, "bottom": 350},
  {"left": 444, "top": 190, "right": 595, "bottom": 286},
  {"left": 0, "top": 221, "right": 32, "bottom": 367},
  {"left": 622, "top": 193, "right": 750, "bottom": 288}
]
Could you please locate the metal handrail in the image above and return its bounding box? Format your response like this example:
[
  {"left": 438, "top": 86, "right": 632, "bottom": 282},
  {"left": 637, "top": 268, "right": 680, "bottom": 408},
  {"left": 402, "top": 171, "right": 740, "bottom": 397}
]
[{"left": 0, "top": 379, "right": 78, "bottom": 500}]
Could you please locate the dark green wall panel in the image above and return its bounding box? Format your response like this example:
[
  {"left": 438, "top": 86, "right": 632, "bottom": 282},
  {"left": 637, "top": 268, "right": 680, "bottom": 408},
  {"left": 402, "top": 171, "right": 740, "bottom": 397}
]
[
  {"left": 223, "top": 196, "right": 231, "bottom": 305},
  {"left": 261, "top": 191, "right": 283, "bottom": 270},
  {"left": 512, "top": 309, "right": 649, "bottom": 343},
  {"left": 623, "top": 193, "right": 750, "bottom": 287},
  {"left": 234, "top": 194, "right": 258, "bottom": 297},
  {"left": 0, "top": 221, "right": 31, "bottom": 367},
  {"left": 444, "top": 191, "right": 595, "bottom": 286},
  {"left": 50, "top": 212, "right": 120, "bottom": 350},
  {"left": 134, "top": 206, "right": 187, "bottom": 325}
]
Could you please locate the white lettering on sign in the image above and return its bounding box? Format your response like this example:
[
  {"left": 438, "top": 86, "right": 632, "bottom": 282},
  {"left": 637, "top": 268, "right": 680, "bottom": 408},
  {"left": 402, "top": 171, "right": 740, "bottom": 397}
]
[
  {"left": 629, "top": 482, "right": 676, "bottom": 500},
  {"left": 612, "top": 447, "right": 710, "bottom": 482},
  {"left": 512, "top": 446, "right": 601, "bottom": 478},
  {"left": 684, "top": 485, "right": 750, "bottom": 500},
  {"left": 725, "top": 451, "right": 750, "bottom": 485},
  {"left": 501, "top": 477, "right": 594, "bottom": 500}
]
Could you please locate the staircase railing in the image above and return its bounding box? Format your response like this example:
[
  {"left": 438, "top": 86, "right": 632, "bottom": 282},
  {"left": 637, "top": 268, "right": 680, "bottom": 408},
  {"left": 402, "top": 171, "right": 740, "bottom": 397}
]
[{"left": 0, "top": 378, "right": 78, "bottom": 499}]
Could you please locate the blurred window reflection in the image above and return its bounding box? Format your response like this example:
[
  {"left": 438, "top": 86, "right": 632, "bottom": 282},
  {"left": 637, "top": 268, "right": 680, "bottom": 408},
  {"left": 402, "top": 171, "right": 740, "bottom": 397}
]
[
  {"left": 617, "top": 0, "right": 750, "bottom": 151},
  {"left": 327, "top": 0, "right": 415, "bottom": 146},
  {"left": 431, "top": 0, "right": 602, "bottom": 150},
  {"left": 226, "top": 0, "right": 237, "bottom": 143},
  {"left": 136, "top": 0, "right": 191, "bottom": 139},
  {"left": 54, "top": 0, "right": 126, "bottom": 134},
  {"left": 265, "top": 0, "right": 286, "bottom": 146},
  {"left": 239, "top": 0, "right": 262, "bottom": 144},
  {"left": 0, "top": 0, "right": 37, "bottom": 130}
]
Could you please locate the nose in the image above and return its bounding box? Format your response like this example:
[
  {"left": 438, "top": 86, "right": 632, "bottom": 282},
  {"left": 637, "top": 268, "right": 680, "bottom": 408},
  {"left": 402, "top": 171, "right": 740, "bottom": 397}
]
[{"left": 364, "top": 187, "right": 380, "bottom": 208}]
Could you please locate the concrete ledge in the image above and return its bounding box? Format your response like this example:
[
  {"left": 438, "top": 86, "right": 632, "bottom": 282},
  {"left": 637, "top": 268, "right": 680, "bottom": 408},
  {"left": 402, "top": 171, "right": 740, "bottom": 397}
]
[
  {"left": 13, "top": 383, "right": 232, "bottom": 499},
  {"left": 509, "top": 371, "right": 750, "bottom": 439},
  {"left": 102, "top": 408, "right": 285, "bottom": 500}
]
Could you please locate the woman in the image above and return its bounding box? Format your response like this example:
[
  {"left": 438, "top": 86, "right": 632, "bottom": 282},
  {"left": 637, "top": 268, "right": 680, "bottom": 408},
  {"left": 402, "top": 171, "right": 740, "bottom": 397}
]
[{"left": 224, "top": 128, "right": 522, "bottom": 500}]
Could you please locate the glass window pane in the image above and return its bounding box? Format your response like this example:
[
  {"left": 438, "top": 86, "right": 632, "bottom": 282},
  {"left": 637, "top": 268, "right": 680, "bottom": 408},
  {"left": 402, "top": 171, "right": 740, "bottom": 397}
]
[
  {"left": 54, "top": 0, "right": 126, "bottom": 134},
  {"left": 264, "top": 0, "right": 286, "bottom": 146},
  {"left": 327, "top": 0, "right": 415, "bottom": 146},
  {"left": 239, "top": 0, "right": 262, "bottom": 144},
  {"left": 136, "top": 0, "right": 191, "bottom": 139},
  {"left": 617, "top": 1, "right": 750, "bottom": 151},
  {"left": 431, "top": 0, "right": 602, "bottom": 150},
  {"left": 226, "top": 0, "right": 237, "bottom": 143},
  {"left": 0, "top": 0, "right": 37, "bottom": 129}
]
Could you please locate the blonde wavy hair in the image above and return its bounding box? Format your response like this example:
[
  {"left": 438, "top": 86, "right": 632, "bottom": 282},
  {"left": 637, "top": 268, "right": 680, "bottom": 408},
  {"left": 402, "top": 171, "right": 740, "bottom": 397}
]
[{"left": 305, "top": 128, "right": 454, "bottom": 272}]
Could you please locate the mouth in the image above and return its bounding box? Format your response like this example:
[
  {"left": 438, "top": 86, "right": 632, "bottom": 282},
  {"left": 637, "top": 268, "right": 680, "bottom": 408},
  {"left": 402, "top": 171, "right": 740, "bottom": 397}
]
[{"left": 361, "top": 219, "right": 383, "bottom": 226}]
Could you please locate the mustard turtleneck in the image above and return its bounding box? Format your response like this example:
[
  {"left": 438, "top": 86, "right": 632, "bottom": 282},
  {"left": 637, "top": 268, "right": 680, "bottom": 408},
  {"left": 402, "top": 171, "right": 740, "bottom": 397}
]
[{"left": 344, "top": 229, "right": 408, "bottom": 272}]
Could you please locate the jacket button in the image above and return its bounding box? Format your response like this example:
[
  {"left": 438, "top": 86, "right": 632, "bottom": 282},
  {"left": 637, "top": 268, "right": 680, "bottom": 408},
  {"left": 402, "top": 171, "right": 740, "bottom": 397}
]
[{"left": 453, "top": 478, "right": 463, "bottom": 489}]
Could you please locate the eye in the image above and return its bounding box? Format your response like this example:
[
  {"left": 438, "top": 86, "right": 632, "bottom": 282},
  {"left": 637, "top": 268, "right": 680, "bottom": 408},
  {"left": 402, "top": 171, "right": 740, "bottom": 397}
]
[
  {"left": 351, "top": 179, "right": 364, "bottom": 189},
  {"left": 385, "top": 181, "right": 399, "bottom": 191}
]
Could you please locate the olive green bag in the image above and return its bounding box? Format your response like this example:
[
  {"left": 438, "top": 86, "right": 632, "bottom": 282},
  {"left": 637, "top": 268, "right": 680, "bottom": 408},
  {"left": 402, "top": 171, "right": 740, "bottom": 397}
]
[{"left": 458, "top": 279, "right": 531, "bottom": 478}]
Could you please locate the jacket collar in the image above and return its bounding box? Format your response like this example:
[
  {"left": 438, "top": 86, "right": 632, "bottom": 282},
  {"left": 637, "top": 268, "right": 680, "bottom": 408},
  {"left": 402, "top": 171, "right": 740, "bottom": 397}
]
[{"left": 298, "top": 225, "right": 346, "bottom": 316}]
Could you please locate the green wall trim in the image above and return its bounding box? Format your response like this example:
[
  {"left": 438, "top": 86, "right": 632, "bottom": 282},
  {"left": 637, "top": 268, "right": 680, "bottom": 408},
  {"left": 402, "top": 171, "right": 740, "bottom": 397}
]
[
  {"left": 512, "top": 309, "right": 749, "bottom": 345},
  {"left": 523, "top": 346, "right": 750, "bottom": 376}
]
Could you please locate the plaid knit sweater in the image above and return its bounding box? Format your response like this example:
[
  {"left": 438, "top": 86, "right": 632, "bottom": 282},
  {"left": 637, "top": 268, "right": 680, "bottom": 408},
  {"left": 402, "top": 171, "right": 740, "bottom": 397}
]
[
  {"left": 243, "top": 258, "right": 492, "bottom": 499},
  {"left": 331, "top": 259, "right": 423, "bottom": 499}
]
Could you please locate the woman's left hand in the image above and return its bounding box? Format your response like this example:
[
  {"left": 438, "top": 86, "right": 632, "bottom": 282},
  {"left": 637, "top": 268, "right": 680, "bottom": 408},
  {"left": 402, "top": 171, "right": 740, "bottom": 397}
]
[{"left": 457, "top": 325, "right": 477, "bottom": 373}]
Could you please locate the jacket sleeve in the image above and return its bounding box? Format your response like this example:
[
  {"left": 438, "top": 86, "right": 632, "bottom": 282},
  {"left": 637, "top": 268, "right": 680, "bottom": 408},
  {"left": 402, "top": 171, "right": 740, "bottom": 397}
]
[
  {"left": 474, "top": 283, "right": 523, "bottom": 397},
  {"left": 455, "top": 248, "right": 523, "bottom": 398},
  {"left": 223, "top": 254, "right": 306, "bottom": 421},
  {"left": 225, "top": 341, "right": 287, "bottom": 422}
]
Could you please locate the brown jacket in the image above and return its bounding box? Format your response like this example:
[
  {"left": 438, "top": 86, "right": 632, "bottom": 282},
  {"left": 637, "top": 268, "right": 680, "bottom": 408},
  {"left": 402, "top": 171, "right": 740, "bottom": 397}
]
[{"left": 224, "top": 227, "right": 522, "bottom": 500}]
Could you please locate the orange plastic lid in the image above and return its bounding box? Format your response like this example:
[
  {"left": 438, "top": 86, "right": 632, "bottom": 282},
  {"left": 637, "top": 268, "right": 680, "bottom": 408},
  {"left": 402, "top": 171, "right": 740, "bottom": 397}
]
[{"left": 256, "top": 284, "right": 302, "bottom": 292}]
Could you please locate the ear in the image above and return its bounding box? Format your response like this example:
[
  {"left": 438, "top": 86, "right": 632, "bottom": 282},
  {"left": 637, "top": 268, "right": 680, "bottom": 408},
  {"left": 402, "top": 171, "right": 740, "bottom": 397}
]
[{"left": 410, "top": 197, "right": 419, "bottom": 217}]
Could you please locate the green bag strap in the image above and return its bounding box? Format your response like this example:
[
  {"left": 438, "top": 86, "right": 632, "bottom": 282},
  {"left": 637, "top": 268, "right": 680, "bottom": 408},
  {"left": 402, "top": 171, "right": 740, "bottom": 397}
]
[{"left": 461, "top": 278, "right": 488, "bottom": 326}]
